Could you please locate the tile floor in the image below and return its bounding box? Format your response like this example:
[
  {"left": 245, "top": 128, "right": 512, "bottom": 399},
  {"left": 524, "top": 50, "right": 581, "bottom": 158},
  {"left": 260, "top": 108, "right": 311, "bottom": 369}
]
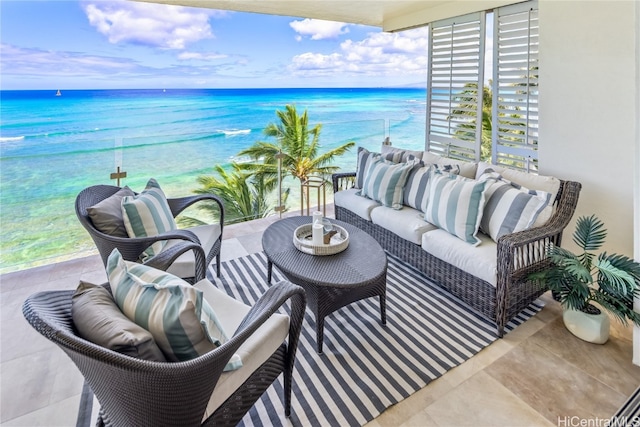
[{"left": 1, "top": 206, "right": 638, "bottom": 426}]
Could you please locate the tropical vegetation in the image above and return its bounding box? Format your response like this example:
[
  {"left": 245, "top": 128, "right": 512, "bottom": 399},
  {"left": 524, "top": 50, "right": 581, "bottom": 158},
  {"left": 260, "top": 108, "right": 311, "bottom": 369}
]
[
  {"left": 196, "top": 104, "right": 353, "bottom": 224},
  {"left": 531, "top": 215, "right": 640, "bottom": 326},
  {"left": 237, "top": 104, "right": 355, "bottom": 187},
  {"left": 450, "top": 78, "right": 537, "bottom": 168},
  {"left": 450, "top": 82, "right": 493, "bottom": 161},
  {"left": 195, "top": 164, "right": 286, "bottom": 224}
]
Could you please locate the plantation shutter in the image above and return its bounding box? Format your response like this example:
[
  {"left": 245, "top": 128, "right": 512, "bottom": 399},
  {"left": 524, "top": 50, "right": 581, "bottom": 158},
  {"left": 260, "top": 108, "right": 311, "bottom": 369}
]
[
  {"left": 492, "top": 1, "right": 539, "bottom": 171},
  {"left": 426, "top": 12, "right": 486, "bottom": 162}
]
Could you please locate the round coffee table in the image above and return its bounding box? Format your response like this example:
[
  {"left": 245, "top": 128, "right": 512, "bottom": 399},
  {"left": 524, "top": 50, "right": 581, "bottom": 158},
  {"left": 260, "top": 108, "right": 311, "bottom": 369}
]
[{"left": 262, "top": 216, "right": 387, "bottom": 354}]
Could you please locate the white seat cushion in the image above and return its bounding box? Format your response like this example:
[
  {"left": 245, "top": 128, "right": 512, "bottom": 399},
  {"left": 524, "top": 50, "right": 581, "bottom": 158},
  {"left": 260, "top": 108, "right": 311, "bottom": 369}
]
[
  {"left": 334, "top": 188, "right": 381, "bottom": 221},
  {"left": 371, "top": 206, "right": 437, "bottom": 244},
  {"left": 194, "top": 279, "right": 290, "bottom": 419},
  {"left": 421, "top": 229, "right": 497, "bottom": 286},
  {"left": 165, "top": 224, "right": 221, "bottom": 278}
]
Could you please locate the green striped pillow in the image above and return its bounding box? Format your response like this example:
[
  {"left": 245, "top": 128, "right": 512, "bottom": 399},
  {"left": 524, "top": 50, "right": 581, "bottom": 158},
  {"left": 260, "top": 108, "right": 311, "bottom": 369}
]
[
  {"left": 106, "top": 249, "right": 242, "bottom": 370},
  {"left": 360, "top": 158, "right": 414, "bottom": 210},
  {"left": 424, "top": 170, "right": 489, "bottom": 246},
  {"left": 122, "top": 178, "right": 177, "bottom": 262}
]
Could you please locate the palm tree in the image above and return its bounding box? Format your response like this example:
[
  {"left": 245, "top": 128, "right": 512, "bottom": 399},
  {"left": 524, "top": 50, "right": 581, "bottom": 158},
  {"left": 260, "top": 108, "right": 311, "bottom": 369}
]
[
  {"left": 449, "top": 82, "right": 493, "bottom": 161},
  {"left": 195, "top": 163, "right": 282, "bottom": 224},
  {"left": 237, "top": 105, "right": 355, "bottom": 189}
]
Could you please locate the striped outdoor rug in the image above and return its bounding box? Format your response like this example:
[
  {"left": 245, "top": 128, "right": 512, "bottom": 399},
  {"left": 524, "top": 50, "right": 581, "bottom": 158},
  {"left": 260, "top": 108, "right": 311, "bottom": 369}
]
[{"left": 213, "top": 251, "right": 544, "bottom": 427}]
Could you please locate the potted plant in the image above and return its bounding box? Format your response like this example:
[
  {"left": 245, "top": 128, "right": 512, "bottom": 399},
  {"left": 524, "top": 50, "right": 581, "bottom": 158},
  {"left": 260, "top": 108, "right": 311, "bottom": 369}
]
[{"left": 531, "top": 215, "right": 640, "bottom": 344}]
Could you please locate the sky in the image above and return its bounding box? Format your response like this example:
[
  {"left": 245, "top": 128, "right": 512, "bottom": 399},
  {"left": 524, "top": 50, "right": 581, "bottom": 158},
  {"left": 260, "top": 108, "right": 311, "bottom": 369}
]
[{"left": 0, "top": 0, "right": 432, "bottom": 90}]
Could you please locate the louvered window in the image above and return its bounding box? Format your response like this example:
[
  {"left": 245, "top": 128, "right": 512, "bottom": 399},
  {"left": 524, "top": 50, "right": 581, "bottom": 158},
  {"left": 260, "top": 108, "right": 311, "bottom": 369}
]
[
  {"left": 426, "top": 12, "right": 486, "bottom": 162},
  {"left": 491, "top": 1, "right": 539, "bottom": 171}
]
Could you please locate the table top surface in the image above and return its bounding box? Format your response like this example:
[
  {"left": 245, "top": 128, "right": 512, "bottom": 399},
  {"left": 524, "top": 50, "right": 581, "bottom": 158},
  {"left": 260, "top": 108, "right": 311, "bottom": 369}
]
[{"left": 262, "top": 216, "right": 387, "bottom": 288}]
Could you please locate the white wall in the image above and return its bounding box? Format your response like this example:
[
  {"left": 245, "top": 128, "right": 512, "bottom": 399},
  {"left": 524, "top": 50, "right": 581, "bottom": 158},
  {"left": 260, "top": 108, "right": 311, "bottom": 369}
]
[
  {"left": 539, "top": 0, "right": 639, "bottom": 364},
  {"left": 538, "top": 0, "right": 637, "bottom": 257}
]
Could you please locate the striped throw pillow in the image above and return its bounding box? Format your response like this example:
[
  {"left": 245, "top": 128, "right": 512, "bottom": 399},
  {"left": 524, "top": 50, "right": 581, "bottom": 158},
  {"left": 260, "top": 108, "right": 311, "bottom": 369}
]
[
  {"left": 122, "top": 178, "right": 177, "bottom": 262},
  {"left": 403, "top": 163, "right": 462, "bottom": 212},
  {"left": 106, "top": 249, "right": 242, "bottom": 370},
  {"left": 355, "top": 147, "right": 380, "bottom": 189},
  {"left": 480, "top": 172, "right": 552, "bottom": 241},
  {"left": 403, "top": 165, "right": 432, "bottom": 212},
  {"left": 424, "top": 170, "right": 489, "bottom": 246},
  {"left": 360, "top": 157, "right": 414, "bottom": 210}
]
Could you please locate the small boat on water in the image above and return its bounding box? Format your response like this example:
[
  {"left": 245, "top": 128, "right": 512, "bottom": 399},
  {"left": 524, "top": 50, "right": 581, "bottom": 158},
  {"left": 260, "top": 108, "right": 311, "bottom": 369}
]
[{"left": 55, "top": 90, "right": 61, "bottom": 96}]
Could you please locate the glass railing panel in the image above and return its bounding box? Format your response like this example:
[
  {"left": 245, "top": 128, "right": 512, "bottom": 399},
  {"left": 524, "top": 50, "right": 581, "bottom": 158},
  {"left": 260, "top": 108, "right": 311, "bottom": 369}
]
[
  {"left": 0, "top": 137, "right": 116, "bottom": 272},
  {"left": 388, "top": 116, "right": 427, "bottom": 152},
  {"left": 0, "top": 119, "right": 387, "bottom": 272}
]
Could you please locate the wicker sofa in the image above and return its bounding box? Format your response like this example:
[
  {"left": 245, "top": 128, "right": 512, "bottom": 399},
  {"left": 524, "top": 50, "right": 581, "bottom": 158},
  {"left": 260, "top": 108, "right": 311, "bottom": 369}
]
[{"left": 332, "top": 147, "right": 581, "bottom": 336}]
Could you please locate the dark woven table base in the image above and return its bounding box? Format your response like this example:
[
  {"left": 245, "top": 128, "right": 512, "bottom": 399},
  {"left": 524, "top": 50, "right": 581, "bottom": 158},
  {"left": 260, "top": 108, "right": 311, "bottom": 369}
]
[{"left": 263, "top": 216, "right": 388, "bottom": 353}]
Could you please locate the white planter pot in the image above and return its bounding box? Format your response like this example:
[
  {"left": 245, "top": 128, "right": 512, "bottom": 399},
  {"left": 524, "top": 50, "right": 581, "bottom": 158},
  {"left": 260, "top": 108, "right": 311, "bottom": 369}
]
[{"left": 563, "top": 307, "right": 610, "bottom": 344}]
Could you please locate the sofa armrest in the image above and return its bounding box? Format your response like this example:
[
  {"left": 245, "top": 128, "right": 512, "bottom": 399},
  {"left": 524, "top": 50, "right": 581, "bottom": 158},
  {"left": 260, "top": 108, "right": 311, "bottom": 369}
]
[
  {"left": 496, "top": 179, "right": 582, "bottom": 288},
  {"left": 332, "top": 172, "right": 356, "bottom": 193}
]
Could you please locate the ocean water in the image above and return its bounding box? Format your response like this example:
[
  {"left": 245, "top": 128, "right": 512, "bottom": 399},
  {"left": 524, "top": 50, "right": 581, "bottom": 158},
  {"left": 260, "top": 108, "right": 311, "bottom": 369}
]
[{"left": 0, "top": 88, "right": 426, "bottom": 271}]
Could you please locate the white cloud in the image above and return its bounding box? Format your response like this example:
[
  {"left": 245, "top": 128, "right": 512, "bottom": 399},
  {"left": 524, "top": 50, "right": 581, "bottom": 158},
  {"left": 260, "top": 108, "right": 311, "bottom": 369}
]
[
  {"left": 289, "top": 27, "right": 429, "bottom": 77},
  {"left": 289, "top": 19, "right": 349, "bottom": 40},
  {"left": 178, "top": 51, "right": 228, "bottom": 61},
  {"left": 82, "top": 1, "right": 215, "bottom": 49},
  {"left": 0, "top": 44, "right": 138, "bottom": 76}
]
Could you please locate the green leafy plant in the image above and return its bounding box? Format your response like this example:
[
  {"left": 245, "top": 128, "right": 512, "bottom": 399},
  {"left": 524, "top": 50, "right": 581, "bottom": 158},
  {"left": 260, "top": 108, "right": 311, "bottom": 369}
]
[
  {"left": 532, "top": 215, "right": 640, "bottom": 326},
  {"left": 238, "top": 104, "right": 355, "bottom": 185}
]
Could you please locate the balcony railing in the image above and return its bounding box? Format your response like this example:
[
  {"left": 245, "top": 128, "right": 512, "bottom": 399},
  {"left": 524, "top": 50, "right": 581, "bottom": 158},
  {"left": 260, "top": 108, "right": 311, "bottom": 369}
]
[{"left": 0, "top": 118, "right": 426, "bottom": 273}]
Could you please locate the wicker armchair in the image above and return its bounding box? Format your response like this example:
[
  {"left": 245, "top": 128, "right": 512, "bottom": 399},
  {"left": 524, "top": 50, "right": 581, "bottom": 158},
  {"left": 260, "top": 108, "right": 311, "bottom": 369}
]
[
  {"left": 22, "top": 280, "right": 307, "bottom": 427},
  {"left": 76, "top": 184, "right": 225, "bottom": 282}
]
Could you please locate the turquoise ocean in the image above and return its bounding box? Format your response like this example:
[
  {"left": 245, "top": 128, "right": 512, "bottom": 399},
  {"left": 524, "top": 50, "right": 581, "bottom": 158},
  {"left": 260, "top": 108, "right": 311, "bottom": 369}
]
[{"left": 0, "top": 88, "right": 426, "bottom": 272}]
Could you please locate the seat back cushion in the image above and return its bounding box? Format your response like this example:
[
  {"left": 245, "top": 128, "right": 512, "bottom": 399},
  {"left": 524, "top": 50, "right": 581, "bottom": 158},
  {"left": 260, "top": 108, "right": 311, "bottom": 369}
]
[
  {"left": 122, "top": 178, "right": 177, "bottom": 261},
  {"left": 106, "top": 249, "right": 242, "bottom": 370},
  {"left": 380, "top": 145, "right": 424, "bottom": 162},
  {"left": 86, "top": 186, "right": 135, "bottom": 237},
  {"left": 71, "top": 280, "right": 167, "bottom": 361},
  {"left": 424, "top": 169, "right": 489, "bottom": 246}
]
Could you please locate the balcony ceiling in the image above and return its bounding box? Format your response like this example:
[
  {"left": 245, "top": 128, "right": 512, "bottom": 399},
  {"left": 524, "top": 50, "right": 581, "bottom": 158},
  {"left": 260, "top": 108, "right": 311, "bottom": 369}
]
[{"left": 137, "top": 0, "right": 521, "bottom": 32}]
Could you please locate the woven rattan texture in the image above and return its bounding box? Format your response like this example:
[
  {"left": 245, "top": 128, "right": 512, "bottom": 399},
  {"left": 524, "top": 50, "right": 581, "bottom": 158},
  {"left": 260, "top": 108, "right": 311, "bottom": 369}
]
[
  {"left": 333, "top": 173, "right": 582, "bottom": 337},
  {"left": 22, "top": 281, "right": 307, "bottom": 427},
  {"left": 263, "top": 216, "right": 387, "bottom": 352},
  {"left": 75, "top": 184, "right": 224, "bottom": 282}
]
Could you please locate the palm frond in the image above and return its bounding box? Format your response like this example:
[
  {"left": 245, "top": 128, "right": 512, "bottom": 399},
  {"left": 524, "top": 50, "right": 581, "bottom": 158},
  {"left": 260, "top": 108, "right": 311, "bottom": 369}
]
[
  {"left": 532, "top": 215, "right": 640, "bottom": 327},
  {"left": 573, "top": 214, "right": 606, "bottom": 252},
  {"left": 595, "top": 253, "right": 639, "bottom": 296}
]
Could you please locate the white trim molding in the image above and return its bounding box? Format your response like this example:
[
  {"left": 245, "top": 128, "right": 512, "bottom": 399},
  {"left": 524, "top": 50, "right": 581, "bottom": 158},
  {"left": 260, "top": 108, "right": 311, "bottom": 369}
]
[{"left": 634, "top": 0, "right": 639, "bottom": 367}]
